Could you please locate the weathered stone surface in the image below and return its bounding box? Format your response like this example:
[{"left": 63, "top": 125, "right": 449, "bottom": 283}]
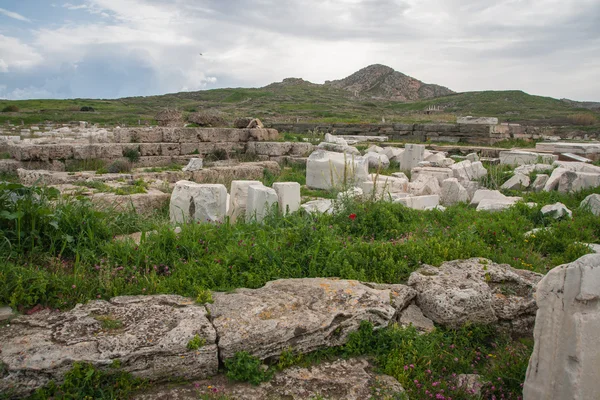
[
  {"left": 409, "top": 174, "right": 441, "bottom": 196},
  {"left": 531, "top": 174, "right": 549, "bottom": 192},
  {"left": 182, "top": 158, "right": 203, "bottom": 172},
  {"left": 557, "top": 171, "right": 600, "bottom": 193},
  {"left": 92, "top": 190, "right": 170, "bottom": 216},
  {"left": 247, "top": 118, "right": 264, "bottom": 129},
  {"left": 476, "top": 197, "right": 522, "bottom": 212},
  {"left": 301, "top": 199, "right": 334, "bottom": 214},
  {"left": 399, "top": 304, "right": 435, "bottom": 333},
  {"left": 541, "top": 202, "right": 572, "bottom": 219},
  {"left": 499, "top": 150, "right": 557, "bottom": 166},
  {"left": 366, "top": 145, "right": 384, "bottom": 154},
  {"left": 501, "top": 172, "right": 531, "bottom": 190},
  {"left": 580, "top": 193, "right": 600, "bottom": 216},
  {"left": 361, "top": 175, "right": 409, "bottom": 200},
  {"left": 317, "top": 142, "right": 360, "bottom": 155},
  {"left": 523, "top": 254, "right": 600, "bottom": 400},
  {"left": 306, "top": 150, "right": 369, "bottom": 190},
  {"left": 364, "top": 152, "right": 390, "bottom": 169},
  {"left": 170, "top": 181, "right": 228, "bottom": 224},
  {"left": 458, "top": 116, "right": 498, "bottom": 125},
  {"left": 246, "top": 142, "right": 293, "bottom": 156},
  {"left": 410, "top": 166, "right": 453, "bottom": 185},
  {"left": 440, "top": 178, "right": 469, "bottom": 205},
  {"left": 400, "top": 144, "right": 425, "bottom": 171},
  {"left": 132, "top": 358, "right": 405, "bottom": 400},
  {"left": 514, "top": 163, "right": 554, "bottom": 176},
  {"left": 363, "top": 283, "right": 417, "bottom": 315},
  {"left": 207, "top": 278, "right": 395, "bottom": 361},
  {"left": 543, "top": 167, "right": 567, "bottom": 191},
  {"left": 273, "top": 182, "right": 301, "bottom": 215},
  {"left": 451, "top": 160, "right": 487, "bottom": 183},
  {"left": 0, "top": 295, "right": 218, "bottom": 397},
  {"left": 408, "top": 258, "right": 542, "bottom": 329},
  {"left": 382, "top": 146, "right": 403, "bottom": 162},
  {"left": 246, "top": 185, "right": 278, "bottom": 223},
  {"left": 337, "top": 186, "right": 364, "bottom": 201},
  {"left": 394, "top": 195, "right": 440, "bottom": 210},
  {"left": 0, "top": 306, "right": 12, "bottom": 321}
]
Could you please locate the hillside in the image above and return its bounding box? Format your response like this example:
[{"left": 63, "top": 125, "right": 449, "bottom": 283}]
[
  {"left": 0, "top": 65, "right": 597, "bottom": 126},
  {"left": 325, "top": 64, "right": 454, "bottom": 101}
]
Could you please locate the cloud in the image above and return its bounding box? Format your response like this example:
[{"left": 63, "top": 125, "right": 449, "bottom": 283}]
[
  {"left": 0, "top": 7, "right": 31, "bottom": 22},
  {"left": 0, "top": 35, "right": 44, "bottom": 72},
  {"left": 0, "top": 0, "right": 599, "bottom": 100}
]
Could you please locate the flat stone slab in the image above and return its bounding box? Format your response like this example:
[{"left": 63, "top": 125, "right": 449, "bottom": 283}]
[
  {"left": 132, "top": 358, "right": 405, "bottom": 400},
  {"left": 206, "top": 278, "right": 395, "bottom": 361},
  {"left": 0, "top": 295, "right": 218, "bottom": 397}
]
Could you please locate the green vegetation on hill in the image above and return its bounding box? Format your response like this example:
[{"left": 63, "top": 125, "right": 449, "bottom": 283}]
[{"left": 0, "top": 85, "right": 597, "bottom": 126}]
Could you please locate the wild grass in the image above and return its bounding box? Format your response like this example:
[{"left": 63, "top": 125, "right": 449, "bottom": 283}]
[{"left": 1, "top": 180, "right": 599, "bottom": 311}]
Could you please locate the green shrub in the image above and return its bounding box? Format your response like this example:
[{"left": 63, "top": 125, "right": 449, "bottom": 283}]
[
  {"left": 225, "top": 352, "right": 272, "bottom": 385},
  {"left": 107, "top": 160, "right": 132, "bottom": 173},
  {"left": 29, "top": 362, "right": 144, "bottom": 399},
  {"left": 1, "top": 105, "right": 19, "bottom": 112},
  {"left": 123, "top": 148, "right": 140, "bottom": 163},
  {"left": 187, "top": 334, "right": 206, "bottom": 350},
  {"left": 80, "top": 106, "right": 95, "bottom": 112}
]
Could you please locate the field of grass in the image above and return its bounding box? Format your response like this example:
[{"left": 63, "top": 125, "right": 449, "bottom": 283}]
[
  {"left": 2, "top": 161, "right": 600, "bottom": 399},
  {"left": 0, "top": 82, "right": 597, "bottom": 127}
]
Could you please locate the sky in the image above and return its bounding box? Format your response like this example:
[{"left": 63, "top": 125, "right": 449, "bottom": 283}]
[{"left": 0, "top": 0, "right": 598, "bottom": 101}]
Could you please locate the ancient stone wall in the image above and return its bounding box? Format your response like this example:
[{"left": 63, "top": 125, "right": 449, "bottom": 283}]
[{"left": 269, "top": 123, "right": 600, "bottom": 145}]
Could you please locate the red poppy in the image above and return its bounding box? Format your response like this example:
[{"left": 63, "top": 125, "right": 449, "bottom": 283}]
[{"left": 349, "top": 213, "right": 357, "bottom": 220}]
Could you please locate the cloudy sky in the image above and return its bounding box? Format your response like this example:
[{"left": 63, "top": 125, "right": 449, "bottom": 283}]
[{"left": 0, "top": 0, "right": 598, "bottom": 100}]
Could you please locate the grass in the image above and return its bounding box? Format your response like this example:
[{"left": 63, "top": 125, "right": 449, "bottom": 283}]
[
  {"left": 1, "top": 179, "right": 599, "bottom": 311},
  {"left": 72, "top": 179, "right": 148, "bottom": 196}
]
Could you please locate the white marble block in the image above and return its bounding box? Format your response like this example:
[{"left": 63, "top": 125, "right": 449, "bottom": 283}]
[{"left": 273, "top": 182, "right": 301, "bottom": 215}]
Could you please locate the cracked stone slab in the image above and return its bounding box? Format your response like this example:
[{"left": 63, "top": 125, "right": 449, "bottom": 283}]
[
  {"left": 132, "top": 358, "right": 405, "bottom": 400},
  {"left": 207, "top": 278, "right": 396, "bottom": 361},
  {"left": 0, "top": 295, "right": 218, "bottom": 398}
]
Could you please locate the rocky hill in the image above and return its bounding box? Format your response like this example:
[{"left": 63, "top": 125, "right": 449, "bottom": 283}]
[{"left": 325, "top": 64, "right": 454, "bottom": 101}]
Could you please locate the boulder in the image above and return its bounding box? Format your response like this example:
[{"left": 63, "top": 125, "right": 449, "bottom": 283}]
[
  {"left": 394, "top": 195, "right": 440, "bottom": 210},
  {"left": 441, "top": 178, "right": 469, "bottom": 205},
  {"left": 306, "top": 150, "right": 369, "bottom": 190},
  {"left": 501, "top": 173, "right": 531, "bottom": 190},
  {"left": 514, "top": 164, "right": 554, "bottom": 176},
  {"left": 366, "top": 145, "right": 384, "bottom": 154},
  {"left": 399, "top": 304, "right": 435, "bottom": 333},
  {"left": 466, "top": 152, "right": 479, "bottom": 162},
  {"left": 324, "top": 133, "right": 348, "bottom": 146},
  {"left": 409, "top": 174, "right": 441, "bottom": 196},
  {"left": 470, "top": 189, "right": 511, "bottom": 206},
  {"left": 182, "top": 157, "right": 203, "bottom": 172},
  {"left": 543, "top": 167, "right": 567, "bottom": 191},
  {"left": 557, "top": 171, "right": 600, "bottom": 193},
  {"left": 246, "top": 185, "right": 278, "bottom": 223},
  {"left": 425, "top": 151, "right": 446, "bottom": 165},
  {"left": 206, "top": 278, "right": 395, "bottom": 361},
  {"left": 541, "top": 202, "right": 572, "bottom": 219},
  {"left": 408, "top": 258, "right": 542, "bottom": 330},
  {"left": 247, "top": 118, "right": 264, "bottom": 129},
  {"left": 451, "top": 160, "right": 487, "bottom": 183},
  {"left": 364, "top": 152, "right": 390, "bottom": 169},
  {"left": 0, "top": 296, "right": 219, "bottom": 397},
  {"left": 531, "top": 174, "right": 549, "bottom": 192},
  {"left": 441, "top": 158, "right": 455, "bottom": 167},
  {"left": 476, "top": 197, "right": 522, "bottom": 212},
  {"left": 273, "top": 182, "right": 301, "bottom": 216},
  {"left": 382, "top": 146, "right": 404, "bottom": 162},
  {"left": 234, "top": 117, "right": 253, "bottom": 129},
  {"left": 410, "top": 167, "right": 453, "bottom": 185},
  {"left": 362, "top": 283, "right": 417, "bottom": 315},
  {"left": 523, "top": 254, "right": 600, "bottom": 400},
  {"left": 400, "top": 144, "right": 425, "bottom": 171},
  {"left": 132, "top": 358, "right": 406, "bottom": 400},
  {"left": 580, "top": 193, "right": 600, "bottom": 216},
  {"left": 170, "top": 181, "right": 228, "bottom": 224},
  {"left": 301, "top": 199, "right": 334, "bottom": 214},
  {"left": 229, "top": 180, "right": 263, "bottom": 224}
]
